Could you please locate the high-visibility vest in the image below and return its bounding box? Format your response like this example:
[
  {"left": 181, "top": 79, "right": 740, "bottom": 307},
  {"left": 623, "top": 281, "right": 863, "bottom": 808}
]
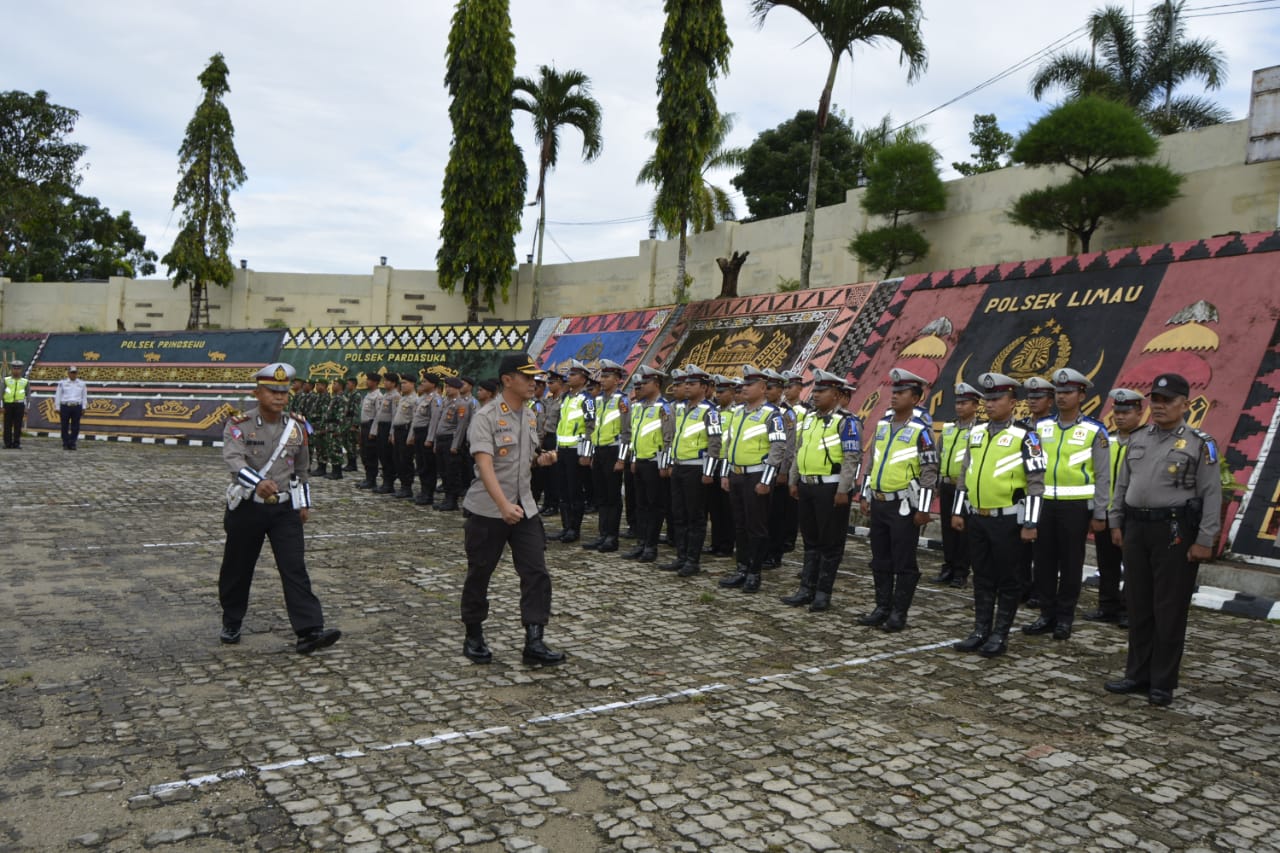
[
  {"left": 725, "top": 404, "right": 782, "bottom": 466},
  {"left": 796, "top": 411, "right": 854, "bottom": 476},
  {"left": 966, "top": 423, "right": 1030, "bottom": 510},
  {"left": 556, "top": 392, "right": 588, "bottom": 446},
  {"left": 939, "top": 420, "right": 977, "bottom": 479},
  {"left": 632, "top": 400, "right": 668, "bottom": 460},
  {"left": 1037, "top": 417, "right": 1107, "bottom": 499},
  {"left": 592, "top": 393, "right": 627, "bottom": 446},
  {"left": 868, "top": 419, "right": 925, "bottom": 492},
  {"left": 672, "top": 400, "right": 711, "bottom": 461},
  {"left": 1108, "top": 437, "right": 1129, "bottom": 501},
  {"left": 2, "top": 376, "right": 28, "bottom": 404}
]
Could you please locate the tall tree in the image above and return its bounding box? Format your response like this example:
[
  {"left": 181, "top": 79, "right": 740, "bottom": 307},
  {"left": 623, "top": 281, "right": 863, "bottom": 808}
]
[
  {"left": 750, "top": 0, "right": 926, "bottom": 289},
  {"left": 162, "top": 53, "right": 246, "bottom": 330},
  {"left": 438, "top": 0, "right": 527, "bottom": 322},
  {"left": 646, "top": 0, "right": 732, "bottom": 302},
  {"left": 731, "top": 109, "right": 863, "bottom": 221},
  {"left": 513, "top": 65, "right": 603, "bottom": 318},
  {"left": 1030, "top": 1, "right": 1228, "bottom": 134},
  {"left": 1009, "top": 96, "right": 1182, "bottom": 252},
  {"left": 849, "top": 138, "right": 946, "bottom": 277},
  {"left": 951, "top": 113, "right": 1014, "bottom": 177}
]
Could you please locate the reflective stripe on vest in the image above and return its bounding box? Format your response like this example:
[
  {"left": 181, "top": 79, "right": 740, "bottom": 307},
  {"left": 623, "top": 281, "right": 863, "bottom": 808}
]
[
  {"left": 939, "top": 422, "right": 973, "bottom": 479},
  {"left": 633, "top": 403, "right": 664, "bottom": 460},
  {"left": 3, "top": 377, "right": 28, "bottom": 404},
  {"left": 593, "top": 395, "right": 624, "bottom": 445},
  {"left": 728, "top": 407, "right": 773, "bottom": 466},
  {"left": 1038, "top": 419, "right": 1101, "bottom": 500},
  {"left": 871, "top": 421, "right": 921, "bottom": 492},
  {"left": 968, "top": 424, "right": 1028, "bottom": 509},
  {"left": 556, "top": 394, "right": 586, "bottom": 446},
  {"left": 797, "top": 415, "right": 842, "bottom": 477},
  {"left": 672, "top": 401, "right": 709, "bottom": 461}
]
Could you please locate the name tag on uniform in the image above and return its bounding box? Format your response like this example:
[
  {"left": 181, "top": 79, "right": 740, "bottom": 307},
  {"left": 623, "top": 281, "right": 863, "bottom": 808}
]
[
  {"left": 1039, "top": 424, "right": 1055, "bottom": 439},
  {"left": 970, "top": 432, "right": 985, "bottom": 446}
]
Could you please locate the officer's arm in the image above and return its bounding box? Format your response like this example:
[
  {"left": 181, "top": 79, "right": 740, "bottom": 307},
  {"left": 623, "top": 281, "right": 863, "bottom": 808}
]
[
  {"left": 761, "top": 414, "right": 787, "bottom": 485},
  {"left": 838, "top": 417, "right": 861, "bottom": 492},
  {"left": 1108, "top": 450, "right": 1130, "bottom": 530},
  {"left": 657, "top": 405, "right": 676, "bottom": 469},
  {"left": 1194, "top": 438, "right": 1223, "bottom": 549},
  {"left": 916, "top": 429, "right": 939, "bottom": 512},
  {"left": 1021, "top": 433, "right": 1045, "bottom": 527},
  {"left": 1091, "top": 429, "right": 1111, "bottom": 520},
  {"left": 452, "top": 404, "right": 470, "bottom": 451},
  {"left": 223, "top": 419, "right": 252, "bottom": 485},
  {"left": 704, "top": 407, "right": 722, "bottom": 463},
  {"left": 788, "top": 426, "right": 802, "bottom": 484}
]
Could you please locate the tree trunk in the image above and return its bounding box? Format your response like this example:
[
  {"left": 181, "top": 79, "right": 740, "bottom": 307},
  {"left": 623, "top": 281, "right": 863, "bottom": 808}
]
[
  {"left": 187, "top": 280, "right": 204, "bottom": 330},
  {"left": 801, "top": 53, "right": 841, "bottom": 290},
  {"left": 716, "top": 250, "right": 749, "bottom": 299},
  {"left": 675, "top": 216, "right": 689, "bottom": 304},
  {"left": 531, "top": 164, "right": 548, "bottom": 320}
]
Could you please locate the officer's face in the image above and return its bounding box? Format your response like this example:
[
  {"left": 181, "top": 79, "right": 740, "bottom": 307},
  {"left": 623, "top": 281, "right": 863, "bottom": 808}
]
[
  {"left": 812, "top": 385, "right": 837, "bottom": 412},
  {"left": 955, "top": 399, "right": 978, "bottom": 420},
  {"left": 638, "top": 377, "right": 660, "bottom": 399},
  {"left": 985, "top": 392, "right": 1015, "bottom": 421},
  {"left": 1113, "top": 405, "right": 1143, "bottom": 433},
  {"left": 765, "top": 383, "right": 782, "bottom": 403},
  {"left": 742, "top": 379, "right": 765, "bottom": 404},
  {"left": 1027, "top": 394, "right": 1053, "bottom": 416},
  {"left": 1149, "top": 393, "right": 1188, "bottom": 429},
  {"left": 255, "top": 386, "right": 289, "bottom": 417},
  {"left": 891, "top": 388, "right": 919, "bottom": 414},
  {"left": 502, "top": 372, "right": 536, "bottom": 401},
  {"left": 1054, "top": 388, "right": 1083, "bottom": 412}
]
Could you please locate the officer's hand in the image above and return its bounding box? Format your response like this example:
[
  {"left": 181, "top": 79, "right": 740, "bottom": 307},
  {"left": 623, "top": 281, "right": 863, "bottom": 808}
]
[
  {"left": 579, "top": 456, "right": 591, "bottom": 467},
  {"left": 789, "top": 485, "right": 799, "bottom": 500},
  {"left": 720, "top": 476, "right": 729, "bottom": 493},
  {"left": 1188, "top": 543, "right": 1213, "bottom": 562},
  {"left": 913, "top": 511, "right": 930, "bottom": 527},
  {"left": 951, "top": 515, "right": 965, "bottom": 532},
  {"left": 451, "top": 447, "right": 459, "bottom": 455},
  {"left": 777, "top": 473, "right": 788, "bottom": 486},
  {"left": 859, "top": 499, "right": 870, "bottom": 515},
  {"left": 1020, "top": 527, "right": 1038, "bottom": 542},
  {"left": 501, "top": 501, "right": 524, "bottom": 525},
  {"left": 701, "top": 475, "right": 713, "bottom": 485},
  {"left": 1111, "top": 528, "right": 1123, "bottom": 548},
  {"left": 754, "top": 482, "right": 770, "bottom": 496},
  {"left": 1089, "top": 518, "right": 1106, "bottom": 533},
  {"left": 659, "top": 467, "right": 671, "bottom": 479},
  {"left": 426, "top": 441, "right": 433, "bottom": 449},
  {"left": 256, "top": 480, "right": 278, "bottom": 498},
  {"left": 299, "top": 508, "right": 310, "bottom": 524},
  {"left": 407, "top": 435, "right": 415, "bottom": 445},
  {"left": 614, "top": 460, "right": 625, "bottom": 473},
  {"left": 834, "top": 491, "right": 850, "bottom": 507}
]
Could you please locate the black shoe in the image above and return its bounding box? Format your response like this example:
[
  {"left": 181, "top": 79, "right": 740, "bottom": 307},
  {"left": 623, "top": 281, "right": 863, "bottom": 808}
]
[
  {"left": 677, "top": 562, "right": 701, "bottom": 577},
  {"left": 522, "top": 624, "right": 565, "bottom": 667},
  {"left": 1083, "top": 574, "right": 1101, "bottom": 589},
  {"left": 344, "top": 462, "right": 358, "bottom": 472},
  {"left": 659, "top": 558, "right": 685, "bottom": 572},
  {"left": 742, "top": 572, "right": 761, "bottom": 593},
  {"left": 857, "top": 606, "right": 890, "bottom": 627},
  {"left": 1104, "top": 678, "right": 1149, "bottom": 695},
  {"left": 597, "top": 536, "right": 619, "bottom": 553},
  {"left": 582, "top": 536, "right": 607, "bottom": 551},
  {"left": 327, "top": 469, "right": 344, "bottom": 480},
  {"left": 296, "top": 627, "right": 342, "bottom": 655},
  {"left": 394, "top": 488, "right": 414, "bottom": 499},
  {"left": 1082, "top": 608, "right": 1121, "bottom": 623},
  {"left": 1148, "top": 689, "right": 1173, "bottom": 707},
  {"left": 977, "top": 633, "right": 1008, "bottom": 658},
  {"left": 622, "top": 527, "right": 637, "bottom": 539},
  {"left": 219, "top": 624, "right": 242, "bottom": 645},
  {"left": 761, "top": 556, "right": 779, "bottom": 570},
  {"left": 933, "top": 567, "right": 955, "bottom": 584},
  {"left": 953, "top": 631, "right": 988, "bottom": 652},
  {"left": 356, "top": 479, "right": 375, "bottom": 489},
  {"left": 559, "top": 529, "right": 579, "bottom": 544},
  {"left": 621, "top": 545, "right": 646, "bottom": 560},
  {"left": 463, "top": 625, "right": 492, "bottom": 664},
  {"left": 719, "top": 567, "right": 747, "bottom": 588},
  {"left": 637, "top": 548, "right": 657, "bottom": 563},
  {"left": 1052, "top": 624, "right": 1072, "bottom": 640},
  {"left": 949, "top": 575, "right": 968, "bottom": 589},
  {"left": 436, "top": 498, "right": 459, "bottom": 511},
  {"left": 808, "top": 591, "right": 831, "bottom": 612},
  {"left": 780, "top": 586, "right": 814, "bottom": 607},
  {"left": 374, "top": 484, "right": 394, "bottom": 495},
  {"left": 1022, "top": 615, "right": 1055, "bottom": 635},
  {"left": 1024, "top": 594, "right": 1042, "bottom": 609},
  {"left": 882, "top": 610, "right": 907, "bottom": 632},
  {"left": 413, "top": 495, "right": 433, "bottom": 506},
  {"left": 538, "top": 503, "right": 559, "bottom": 516}
]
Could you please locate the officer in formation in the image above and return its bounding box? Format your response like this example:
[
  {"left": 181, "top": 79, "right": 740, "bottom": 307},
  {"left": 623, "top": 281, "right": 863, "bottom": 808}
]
[
  {"left": 950, "top": 373, "right": 1046, "bottom": 658},
  {"left": 356, "top": 371, "right": 383, "bottom": 489},
  {"left": 763, "top": 368, "right": 799, "bottom": 567},
  {"left": 3, "top": 359, "right": 29, "bottom": 449},
  {"left": 219, "top": 362, "right": 341, "bottom": 655},
  {"left": 390, "top": 374, "right": 418, "bottom": 498},
  {"left": 342, "top": 377, "right": 361, "bottom": 472},
  {"left": 546, "top": 359, "right": 595, "bottom": 543},
  {"left": 1105, "top": 373, "right": 1220, "bottom": 707},
  {"left": 705, "top": 375, "right": 740, "bottom": 559},
  {"left": 309, "top": 378, "right": 347, "bottom": 480},
  {"left": 781, "top": 368, "right": 861, "bottom": 611},
  {"left": 661, "top": 365, "right": 722, "bottom": 577},
  {"left": 1018, "top": 376, "right": 1055, "bottom": 605},
  {"left": 623, "top": 365, "right": 675, "bottom": 562},
  {"left": 1023, "top": 368, "right": 1110, "bottom": 641},
  {"left": 372, "top": 372, "right": 400, "bottom": 494},
  {"left": 858, "top": 368, "right": 938, "bottom": 631},
  {"left": 54, "top": 365, "right": 89, "bottom": 450},
  {"left": 580, "top": 359, "right": 630, "bottom": 554},
  {"left": 934, "top": 382, "right": 981, "bottom": 587},
  {"left": 409, "top": 372, "right": 443, "bottom": 506},
  {"left": 1084, "top": 388, "right": 1145, "bottom": 628}
]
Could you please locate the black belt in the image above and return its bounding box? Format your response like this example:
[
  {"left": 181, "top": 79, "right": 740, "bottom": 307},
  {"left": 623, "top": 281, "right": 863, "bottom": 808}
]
[{"left": 1125, "top": 506, "right": 1178, "bottom": 522}]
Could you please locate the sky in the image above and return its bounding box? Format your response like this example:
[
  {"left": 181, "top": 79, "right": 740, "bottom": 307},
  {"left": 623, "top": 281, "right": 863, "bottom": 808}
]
[{"left": 5, "top": 0, "right": 1278, "bottom": 278}]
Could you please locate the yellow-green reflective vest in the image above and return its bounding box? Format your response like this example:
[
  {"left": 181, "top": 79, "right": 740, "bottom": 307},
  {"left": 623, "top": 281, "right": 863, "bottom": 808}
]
[
  {"left": 966, "top": 424, "right": 1029, "bottom": 510},
  {"left": 869, "top": 420, "right": 924, "bottom": 492},
  {"left": 726, "top": 405, "right": 776, "bottom": 466},
  {"left": 672, "top": 401, "right": 710, "bottom": 461},
  {"left": 556, "top": 393, "right": 587, "bottom": 446},
  {"left": 1108, "top": 437, "right": 1129, "bottom": 502},
  {"left": 796, "top": 413, "right": 844, "bottom": 476},
  {"left": 939, "top": 421, "right": 975, "bottom": 479},
  {"left": 632, "top": 400, "right": 666, "bottom": 460},
  {"left": 3, "top": 376, "right": 28, "bottom": 403},
  {"left": 1037, "top": 418, "right": 1104, "bottom": 499},
  {"left": 592, "top": 394, "right": 626, "bottom": 445}
]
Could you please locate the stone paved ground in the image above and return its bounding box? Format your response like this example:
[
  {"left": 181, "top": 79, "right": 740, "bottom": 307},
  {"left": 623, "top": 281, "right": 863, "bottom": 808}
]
[{"left": 2, "top": 439, "right": 1279, "bottom": 852}]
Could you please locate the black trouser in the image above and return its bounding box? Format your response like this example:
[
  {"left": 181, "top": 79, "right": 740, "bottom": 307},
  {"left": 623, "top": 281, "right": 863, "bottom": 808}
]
[
  {"left": 218, "top": 501, "right": 324, "bottom": 634},
  {"left": 393, "top": 424, "right": 414, "bottom": 489},
  {"left": 60, "top": 403, "right": 83, "bottom": 448},
  {"left": 1094, "top": 525, "right": 1126, "bottom": 615},
  {"left": 414, "top": 426, "right": 436, "bottom": 498},
  {"left": 728, "top": 471, "right": 770, "bottom": 570},
  {"left": 968, "top": 513, "right": 1023, "bottom": 623},
  {"left": 868, "top": 498, "right": 920, "bottom": 587},
  {"left": 3, "top": 401, "right": 23, "bottom": 447},
  {"left": 538, "top": 432, "right": 559, "bottom": 508},
  {"left": 435, "top": 437, "right": 458, "bottom": 498},
  {"left": 670, "top": 463, "right": 709, "bottom": 561},
  {"left": 1033, "top": 499, "right": 1092, "bottom": 625},
  {"left": 461, "top": 514, "right": 552, "bottom": 626},
  {"left": 938, "top": 482, "right": 970, "bottom": 581},
  {"left": 797, "top": 482, "right": 852, "bottom": 594},
  {"left": 767, "top": 480, "right": 798, "bottom": 558},
  {"left": 708, "top": 475, "right": 733, "bottom": 553},
  {"left": 555, "top": 446, "right": 583, "bottom": 530},
  {"left": 623, "top": 464, "right": 636, "bottom": 530},
  {"left": 359, "top": 420, "right": 377, "bottom": 481},
  {"left": 633, "top": 459, "right": 665, "bottom": 548},
  {"left": 375, "top": 421, "right": 395, "bottom": 486},
  {"left": 591, "top": 445, "right": 623, "bottom": 537},
  {"left": 1122, "top": 517, "right": 1200, "bottom": 692}
]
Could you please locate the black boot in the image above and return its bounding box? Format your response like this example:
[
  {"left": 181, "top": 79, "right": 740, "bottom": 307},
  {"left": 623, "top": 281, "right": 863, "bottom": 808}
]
[
  {"left": 809, "top": 590, "right": 831, "bottom": 612},
  {"left": 933, "top": 564, "right": 955, "bottom": 584},
  {"left": 857, "top": 571, "right": 894, "bottom": 626},
  {"left": 676, "top": 560, "right": 701, "bottom": 577},
  {"left": 312, "top": 463, "right": 328, "bottom": 476},
  {"left": 582, "top": 534, "right": 607, "bottom": 551},
  {"left": 1022, "top": 611, "right": 1056, "bottom": 635},
  {"left": 394, "top": 487, "right": 414, "bottom": 499},
  {"left": 522, "top": 624, "right": 565, "bottom": 666},
  {"left": 882, "top": 575, "right": 919, "bottom": 633},
  {"left": 356, "top": 478, "right": 375, "bottom": 489},
  {"left": 780, "top": 584, "right": 814, "bottom": 606},
  {"left": 327, "top": 468, "right": 344, "bottom": 480},
  {"left": 979, "top": 592, "right": 1020, "bottom": 658},
  {"left": 743, "top": 571, "right": 761, "bottom": 593},
  {"left": 622, "top": 544, "right": 646, "bottom": 560},
  {"left": 344, "top": 460, "right": 358, "bottom": 472},
  {"left": 436, "top": 496, "right": 459, "bottom": 511},
  {"left": 781, "top": 551, "right": 819, "bottom": 605},
  {"left": 719, "top": 564, "right": 748, "bottom": 587},
  {"left": 659, "top": 556, "right": 685, "bottom": 572},
  {"left": 955, "top": 588, "right": 995, "bottom": 652},
  {"left": 463, "top": 623, "right": 492, "bottom": 664},
  {"left": 637, "top": 547, "right": 657, "bottom": 563},
  {"left": 597, "top": 536, "right": 619, "bottom": 553}
]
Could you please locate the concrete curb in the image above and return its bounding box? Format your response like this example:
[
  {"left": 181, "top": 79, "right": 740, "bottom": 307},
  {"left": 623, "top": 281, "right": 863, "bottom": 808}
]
[{"left": 28, "top": 430, "right": 223, "bottom": 448}]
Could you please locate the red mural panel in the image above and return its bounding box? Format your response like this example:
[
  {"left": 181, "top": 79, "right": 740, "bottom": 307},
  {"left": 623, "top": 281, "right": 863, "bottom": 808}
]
[{"left": 537, "top": 308, "right": 675, "bottom": 381}]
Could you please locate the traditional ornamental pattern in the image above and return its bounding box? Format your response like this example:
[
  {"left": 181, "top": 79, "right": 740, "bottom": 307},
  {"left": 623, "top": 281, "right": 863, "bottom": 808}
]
[
  {"left": 28, "top": 365, "right": 258, "bottom": 385},
  {"left": 281, "top": 324, "right": 530, "bottom": 352}
]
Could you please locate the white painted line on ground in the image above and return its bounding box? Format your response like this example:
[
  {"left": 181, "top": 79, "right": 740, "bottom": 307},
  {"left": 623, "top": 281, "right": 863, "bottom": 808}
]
[{"left": 57, "top": 529, "right": 440, "bottom": 552}]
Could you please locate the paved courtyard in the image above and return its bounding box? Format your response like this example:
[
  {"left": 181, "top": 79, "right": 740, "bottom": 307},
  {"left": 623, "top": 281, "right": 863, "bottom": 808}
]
[{"left": 1, "top": 438, "right": 1278, "bottom": 852}]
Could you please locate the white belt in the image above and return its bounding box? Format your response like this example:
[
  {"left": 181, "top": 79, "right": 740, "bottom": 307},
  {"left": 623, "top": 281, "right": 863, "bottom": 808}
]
[
  {"left": 799, "top": 475, "right": 841, "bottom": 484},
  {"left": 675, "top": 459, "right": 704, "bottom": 466},
  {"left": 252, "top": 492, "right": 291, "bottom": 505},
  {"left": 970, "top": 505, "right": 1018, "bottom": 517},
  {"left": 870, "top": 489, "right": 910, "bottom": 501},
  {"left": 730, "top": 464, "right": 765, "bottom": 474}
]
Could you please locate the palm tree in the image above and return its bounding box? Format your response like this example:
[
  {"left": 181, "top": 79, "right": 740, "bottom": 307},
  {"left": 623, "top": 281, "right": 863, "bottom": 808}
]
[
  {"left": 512, "top": 65, "right": 603, "bottom": 317},
  {"left": 638, "top": 112, "right": 746, "bottom": 302},
  {"left": 749, "top": 0, "right": 926, "bottom": 290},
  {"left": 1030, "top": 1, "right": 1228, "bottom": 135}
]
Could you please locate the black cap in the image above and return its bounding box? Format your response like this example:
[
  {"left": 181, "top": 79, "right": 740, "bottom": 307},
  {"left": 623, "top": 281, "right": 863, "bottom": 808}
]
[
  {"left": 445, "top": 377, "right": 464, "bottom": 389},
  {"left": 365, "top": 370, "right": 382, "bottom": 381},
  {"left": 384, "top": 372, "right": 400, "bottom": 384},
  {"left": 479, "top": 378, "right": 500, "bottom": 394},
  {"left": 1149, "top": 373, "right": 1190, "bottom": 399},
  {"left": 500, "top": 353, "right": 540, "bottom": 377}
]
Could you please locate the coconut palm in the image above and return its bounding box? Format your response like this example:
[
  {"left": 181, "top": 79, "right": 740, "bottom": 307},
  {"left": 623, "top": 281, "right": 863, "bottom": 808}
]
[
  {"left": 1030, "top": 1, "right": 1228, "bottom": 135},
  {"left": 638, "top": 112, "right": 746, "bottom": 302},
  {"left": 512, "top": 65, "right": 603, "bottom": 316},
  {"left": 749, "top": 0, "right": 927, "bottom": 290}
]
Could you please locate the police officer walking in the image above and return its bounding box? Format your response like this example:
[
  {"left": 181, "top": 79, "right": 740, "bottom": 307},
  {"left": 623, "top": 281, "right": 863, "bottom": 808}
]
[
  {"left": 460, "top": 354, "right": 564, "bottom": 667},
  {"left": 1104, "top": 373, "right": 1220, "bottom": 707},
  {"left": 858, "top": 368, "right": 938, "bottom": 631},
  {"left": 1084, "top": 388, "right": 1144, "bottom": 627},
  {"left": 3, "top": 359, "right": 29, "bottom": 449},
  {"left": 781, "top": 368, "right": 860, "bottom": 611},
  {"left": 218, "top": 363, "right": 341, "bottom": 654}
]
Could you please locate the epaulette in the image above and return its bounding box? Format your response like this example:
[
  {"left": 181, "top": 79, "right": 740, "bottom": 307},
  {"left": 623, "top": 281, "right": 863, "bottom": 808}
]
[
  {"left": 230, "top": 414, "right": 249, "bottom": 424},
  {"left": 290, "top": 413, "right": 307, "bottom": 424},
  {"left": 1192, "top": 429, "right": 1219, "bottom": 463}
]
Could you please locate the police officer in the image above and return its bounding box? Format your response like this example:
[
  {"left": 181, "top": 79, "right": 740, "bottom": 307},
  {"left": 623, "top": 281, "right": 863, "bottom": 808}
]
[
  {"left": 705, "top": 375, "right": 739, "bottom": 559},
  {"left": 951, "top": 373, "right": 1046, "bottom": 658},
  {"left": 309, "top": 379, "right": 334, "bottom": 477},
  {"left": 409, "top": 372, "right": 442, "bottom": 505},
  {"left": 460, "top": 353, "right": 564, "bottom": 667},
  {"left": 781, "top": 368, "right": 861, "bottom": 611},
  {"left": 391, "top": 374, "right": 418, "bottom": 498},
  {"left": 763, "top": 368, "right": 799, "bottom": 568},
  {"left": 1023, "top": 368, "right": 1110, "bottom": 640},
  {"left": 1104, "top": 373, "right": 1220, "bottom": 707},
  {"left": 623, "top": 365, "right": 674, "bottom": 563},
  {"left": 663, "top": 365, "right": 722, "bottom": 577},
  {"left": 718, "top": 365, "right": 788, "bottom": 593},
  {"left": 1084, "top": 388, "right": 1144, "bottom": 627},
  {"left": 3, "top": 359, "right": 29, "bottom": 449},
  {"left": 858, "top": 368, "right": 937, "bottom": 631},
  {"left": 538, "top": 369, "right": 566, "bottom": 515},
  {"left": 355, "top": 371, "right": 383, "bottom": 489},
  {"left": 373, "top": 372, "right": 400, "bottom": 494},
  {"left": 581, "top": 359, "right": 630, "bottom": 554},
  {"left": 550, "top": 360, "right": 595, "bottom": 543},
  {"left": 219, "top": 363, "right": 341, "bottom": 654},
  {"left": 1018, "top": 376, "right": 1055, "bottom": 605},
  {"left": 54, "top": 365, "right": 89, "bottom": 450},
  {"left": 343, "top": 376, "right": 362, "bottom": 472},
  {"left": 433, "top": 377, "right": 466, "bottom": 511},
  {"left": 935, "top": 383, "right": 982, "bottom": 588}
]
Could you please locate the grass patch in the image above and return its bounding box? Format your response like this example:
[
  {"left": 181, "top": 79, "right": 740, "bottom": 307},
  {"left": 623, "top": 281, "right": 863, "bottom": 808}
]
[
  {"left": 698, "top": 592, "right": 716, "bottom": 604},
  {"left": 325, "top": 711, "right": 351, "bottom": 725},
  {"left": 4, "top": 671, "right": 34, "bottom": 686}
]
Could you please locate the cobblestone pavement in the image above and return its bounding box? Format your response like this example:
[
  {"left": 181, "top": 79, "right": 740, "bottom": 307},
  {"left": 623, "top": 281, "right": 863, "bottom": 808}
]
[{"left": 2, "top": 439, "right": 1279, "bottom": 852}]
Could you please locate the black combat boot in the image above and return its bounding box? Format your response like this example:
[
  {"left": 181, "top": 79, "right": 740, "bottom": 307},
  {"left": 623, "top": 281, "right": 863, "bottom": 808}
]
[
  {"left": 435, "top": 495, "right": 459, "bottom": 511},
  {"left": 394, "top": 487, "right": 414, "bottom": 499},
  {"left": 522, "top": 624, "right": 565, "bottom": 666},
  {"left": 312, "top": 463, "right": 328, "bottom": 476},
  {"left": 933, "top": 564, "right": 955, "bottom": 584},
  {"left": 979, "top": 592, "right": 1020, "bottom": 658},
  {"left": 882, "top": 575, "right": 919, "bottom": 633},
  {"left": 781, "top": 552, "right": 818, "bottom": 605},
  {"left": 327, "top": 467, "right": 344, "bottom": 480},
  {"left": 677, "top": 559, "right": 701, "bottom": 577},
  {"left": 637, "top": 546, "right": 657, "bottom": 563},
  {"left": 955, "top": 588, "right": 995, "bottom": 652},
  {"left": 582, "top": 533, "right": 607, "bottom": 551},
  {"left": 780, "top": 584, "right": 814, "bottom": 606},
  {"left": 719, "top": 564, "right": 748, "bottom": 587},
  {"left": 597, "top": 536, "right": 619, "bottom": 553},
  {"left": 857, "top": 571, "right": 894, "bottom": 626},
  {"left": 622, "top": 544, "right": 646, "bottom": 560},
  {"left": 344, "top": 459, "right": 358, "bottom": 472},
  {"left": 659, "top": 555, "right": 685, "bottom": 572},
  {"left": 809, "top": 590, "right": 832, "bottom": 612},
  {"left": 463, "top": 623, "right": 492, "bottom": 664}
]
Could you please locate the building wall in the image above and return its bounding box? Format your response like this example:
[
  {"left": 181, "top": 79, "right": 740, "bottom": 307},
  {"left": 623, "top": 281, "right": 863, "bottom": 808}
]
[{"left": 2, "top": 120, "right": 1277, "bottom": 333}]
